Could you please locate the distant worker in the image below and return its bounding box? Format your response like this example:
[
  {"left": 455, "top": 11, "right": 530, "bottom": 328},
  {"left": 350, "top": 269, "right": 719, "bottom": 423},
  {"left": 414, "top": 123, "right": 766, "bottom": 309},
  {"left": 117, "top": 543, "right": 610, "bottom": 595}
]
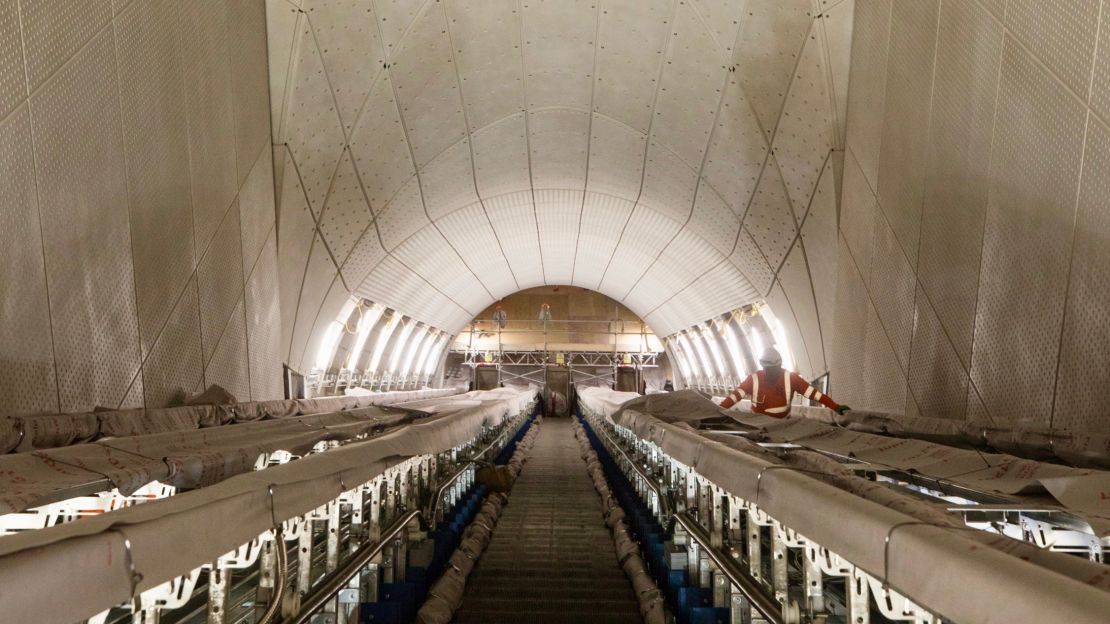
[
  {"left": 538, "top": 302, "right": 552, "bottom": 322},
  {"left": 492, "top": 304, "right": 508, "bottom": 329},
  {"left": 719, "top": 347, "right": 850, "bottom": 418}
]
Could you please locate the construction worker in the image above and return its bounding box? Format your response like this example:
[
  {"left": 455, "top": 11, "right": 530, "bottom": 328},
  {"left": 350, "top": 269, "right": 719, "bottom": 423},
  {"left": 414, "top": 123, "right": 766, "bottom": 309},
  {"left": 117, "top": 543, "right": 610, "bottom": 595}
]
[
  {"left": 719, "top": 347, "right": 850, "bottom": 418},
  {"left": 492, "top": 304, "right": 508, "bottom": 329}
]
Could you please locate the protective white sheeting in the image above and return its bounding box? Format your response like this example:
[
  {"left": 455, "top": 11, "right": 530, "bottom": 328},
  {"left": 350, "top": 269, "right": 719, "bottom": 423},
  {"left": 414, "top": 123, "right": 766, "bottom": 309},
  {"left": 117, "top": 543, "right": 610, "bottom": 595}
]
[
  {"left": 0, "top": 386, "right": 538, "bottom": 624},
  {"left": 0, "top": 388, "right": 462, "bottom": 454},
  {"left": 609, "top": 405, "right": 1110, "bottom": 624},
  {"left": 576, "top": 386, "right": 641, "bottom": 418}
]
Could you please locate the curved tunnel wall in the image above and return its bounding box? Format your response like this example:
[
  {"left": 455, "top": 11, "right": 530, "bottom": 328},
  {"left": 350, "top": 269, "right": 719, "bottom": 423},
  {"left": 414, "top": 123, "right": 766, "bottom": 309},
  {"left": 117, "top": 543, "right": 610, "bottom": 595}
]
[
  {"left": 834, "top": 0, "right": 1110, "bottom": 434},
  {"left": 0, "top": 1, "right": 282, "bottom": 414},
  {"left": 269, "top": 0, "right": 853, "bottom": 381}
]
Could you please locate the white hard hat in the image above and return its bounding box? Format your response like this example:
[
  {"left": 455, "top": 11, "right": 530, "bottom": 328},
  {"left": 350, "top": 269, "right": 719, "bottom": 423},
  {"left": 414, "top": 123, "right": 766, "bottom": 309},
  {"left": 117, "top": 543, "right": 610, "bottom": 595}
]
[{"left": 759, "top": 347, "right": 782, "bottom": 368}]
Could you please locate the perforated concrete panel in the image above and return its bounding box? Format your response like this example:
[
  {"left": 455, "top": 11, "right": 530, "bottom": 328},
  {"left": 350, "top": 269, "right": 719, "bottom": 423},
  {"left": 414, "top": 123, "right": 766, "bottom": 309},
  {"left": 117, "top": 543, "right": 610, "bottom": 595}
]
[
  {"left": 835, "top": 0, "right": 1110, "bottom": 433},
  {"left": 0, "top": 0, "right": 280, "bottom": 413},
  {"left": 272, "top": 0, "right": 851, "bottom": 342}
]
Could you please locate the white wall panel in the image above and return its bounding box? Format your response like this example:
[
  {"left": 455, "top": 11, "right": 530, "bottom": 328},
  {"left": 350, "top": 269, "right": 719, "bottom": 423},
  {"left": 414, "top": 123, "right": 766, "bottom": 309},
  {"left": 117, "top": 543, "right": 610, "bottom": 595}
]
[
  {"left": 390, "top": 3, "right": 468, "bottom": 167},
  {"left": 639, "top": 142, "right": 699, "bottom": 223},
  {"left": 863, "top": 301, "right": 907, "bottom": 414},
  {"left": 0, "top": 0, "right": 25, "bottom": 120},
  {"left": 625, "top": 228, "right": 719, "bottom": 310},
  {"left": 730, "top": 229, "right": 774, "bottom": 296},
  {"left": 907, "top": 285, "right": 969, "bottom": 421},
  {"left": 197, "top": 201, "right": 246, "bottom": 364},
  {"left": 319, "top": 150, "right": 374, "bottom": 263},
  {"left": 376, "top": 176, "right": 430, "bottom": 250},
  {"left": 180, "top": 1, "right": 241, "bottom": 248},
  {"left": 266, "top": 0, "right": 300, "bottom": 143},
  {"left": 586, "top": 115, "right": 646, "bottom": 200},
  {"left": 521, "top": 0, "right": 595, "bottom": 111},
  {"left": 340, "top": 225, "right": 387, "bottom": 290},
  {"left": 917, "top": 0, "right": 1001, "bottom": 364},
  {"left": 471, "top": 113, "right": 532, "bottom": 198},
  {"left": 245, "top": 232, "right": 285, "bottom": 401},
  {"left": 867, "top": 216, "right": 915, "bottom": 370},
  {"left": 830, "top": 237, "right": 868, "bottom": 406},
  {"left": 687, "top": 186, "right": 738, "bottom": 255},
  {"left": 740, "top": 158, "right": 797, "bottom": 269},
  {"left": 766, "top": 283, "right": 814, "bottom": 378},
  {"left": 653, "top": 260, "right": 758, "bottom": 336},
  {"left": 299, "top": 276, "right": 353, "bottom": 372},
  {"left": 651, "top": 1, "right": 723, "bottom": 168},
  {"left": 357, "top": 255, "right": 467, "bottom": 330},
  {"left": 309, "top": 0, "right": 385, "bottom": 133},
  {"left": 535, "top": 189, "right": 582, "bottom": 285},
  {"left": 777, "top": 240, "right": 825, "bottom": 374},
  {"left": 240, "top": 146, "right": 277, "bottom": 274},
  {"left": 688, "top": 0, "right": 745, "bottom": 55},
  {"left": 21, "top": 0, "right": 110, "bottom": 91},
  {"left": 142, "top": 276, "right": 203, "bottom": 409},
  {"left": 732, "top": 0, "right": 813, "bottom": 141},
  {"left": 1053, "top": 118, "right": 1110, "bottom": 431},
  {"left": 205, "top": 296, "right": 251, "bottom": 402},
  {"left": 799, "top": 160, "right": 838, "bottom": 362},
  {"left": 599, "top": 207, "right": 682, "bottom": 295},
  {"left": 528, "top": 108, "right": 590, "bottom": 190},
  {"left": 969, "top": 38, "right": 1086, "bottom": 428},
  {"left": 227, "top": 0, "right": 272, "bottom": 183},
  {"left": 289, "top": 236, "right": 339, "bottom": 368},
  {"left": 32, "top": 28, "right": 141, "bottom": 412},
  {"left": 1093, "top": 12, "right": 1110, "bottom": 124},
  {"left": 422, "top": 138, "right": 480, "bottom": 220},
  {"left": 349, "top": 72, "right": 416, "bottom": 212},
  {"left": 573, "top": 193, "right": 636, "bottom": 288},
  {"left": 843, "top": 0, "right": 890, "bottom": 190},
  {"left": 484, "top": 191, "right": 545, "bottom": 286},
  {"left": 773, "top": 21, "right": 834, "bottom": 220},
  {"left": 392, "top": 226, "right": 488, "bottom": 313},
  {"left": 0, "top": 106, "right": 57, "bottom": 414},
  {"left": 435, "top": 203, "right": 519, "bottom": 297},
  {"left": 874, "top": 0, "right": 939, "bottom": 267},
  {"left": 1006, "top": 0, "right": 1100, "bottom": 98},
  {"left": 116, "top": 0, "right": 195, "bottom": 355},
  {"left": 593, "top": 0, "right": 672, "bottom": 132},
  {"left": 278, "top": 151, "right": 321, "bottom": 360},
  {"left": 839, "top": 149, "right": 877, "bottom": 283},
  {"left": 373, "top": 0, "right": 426, "bottom": 55},
  {"left": 821, "top": 0, "right": 855, "bottom": 146},
  {"left": 701, "top": 77, "right": 767, "bottom": 215},
  {"left": 445, "top": 0, "right": 524, "bottom": 129}
]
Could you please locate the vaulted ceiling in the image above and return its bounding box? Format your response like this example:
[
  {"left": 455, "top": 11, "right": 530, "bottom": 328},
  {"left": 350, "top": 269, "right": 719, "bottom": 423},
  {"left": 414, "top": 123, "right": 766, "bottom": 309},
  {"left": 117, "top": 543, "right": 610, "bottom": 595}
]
[{"left": 268, "top": 0, "right": 853, "bottom": 371}]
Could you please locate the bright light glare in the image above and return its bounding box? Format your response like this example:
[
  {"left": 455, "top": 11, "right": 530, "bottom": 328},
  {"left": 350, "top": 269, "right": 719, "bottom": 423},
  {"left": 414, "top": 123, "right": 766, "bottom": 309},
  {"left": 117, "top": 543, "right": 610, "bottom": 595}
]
[
  {"left": 388, "top": 321, "right": 416, "bottom": 373},
  {"left": 722, "top": 320, "right": 748, "bottom": 379},
  {"left": 763, "top": 307, "right": 795, "bottom": 372},
  {"left": 677, "top": 334, "right": 701, "bottom": 379},
  {"left": 424, "top": 335, "right": 449, "bottom": 375},
  {"left": 702, "top": 323, "right": 728, "bottom": 378},
  {"left": 314, "top": 298, "right": 359, "bottom": 371},
  {"left": 368, "top": 315, "right": 400, "bottom": 373},
  {"left": 414, "top": 331, "right": 441, "bottom": 379},
  {"left": 346, "top": 304, "right": 383, "bottom": 369},
  {"left": 400, "top": 326, "right": 428, "bottom": 377}
]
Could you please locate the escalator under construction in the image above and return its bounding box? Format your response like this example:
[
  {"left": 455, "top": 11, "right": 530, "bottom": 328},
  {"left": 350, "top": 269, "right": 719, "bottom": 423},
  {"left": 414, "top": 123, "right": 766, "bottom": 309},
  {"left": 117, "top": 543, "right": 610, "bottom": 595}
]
[{"left": 2, "top": 386, "right": 1110, "bottom": 623}]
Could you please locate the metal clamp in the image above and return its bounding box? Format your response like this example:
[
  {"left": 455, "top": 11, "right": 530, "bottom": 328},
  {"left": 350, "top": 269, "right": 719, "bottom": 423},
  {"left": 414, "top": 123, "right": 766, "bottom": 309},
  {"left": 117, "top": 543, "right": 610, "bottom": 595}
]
[{"left": 108, "top": 528, "right": 143, "bottom": 599}]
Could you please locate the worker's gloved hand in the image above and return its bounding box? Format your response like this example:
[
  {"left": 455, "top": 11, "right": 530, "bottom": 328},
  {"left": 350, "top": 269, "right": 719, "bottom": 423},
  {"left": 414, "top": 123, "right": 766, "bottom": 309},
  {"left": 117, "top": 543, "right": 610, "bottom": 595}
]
[{"left": 834, "top": 405, "right": 851, "bottom": 415}]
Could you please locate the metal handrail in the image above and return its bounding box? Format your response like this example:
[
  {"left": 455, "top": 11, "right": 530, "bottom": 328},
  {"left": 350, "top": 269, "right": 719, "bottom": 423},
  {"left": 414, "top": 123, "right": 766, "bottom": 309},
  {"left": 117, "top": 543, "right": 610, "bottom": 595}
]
[
  {"left": 673, "top": 512, "right": 783, "bottom": 624},
  {"left": 591, "top": 417, "right": 672, "bottom": 519},
  {"left": 284, "top": 509, "right": 421, "bottom": 624}
]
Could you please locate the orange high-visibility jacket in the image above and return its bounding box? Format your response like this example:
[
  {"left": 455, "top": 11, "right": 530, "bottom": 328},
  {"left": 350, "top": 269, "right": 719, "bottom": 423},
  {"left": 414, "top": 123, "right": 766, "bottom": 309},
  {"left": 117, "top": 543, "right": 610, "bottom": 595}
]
[{"left": 719, "top": 369, "right": 838, "bottom": 417}]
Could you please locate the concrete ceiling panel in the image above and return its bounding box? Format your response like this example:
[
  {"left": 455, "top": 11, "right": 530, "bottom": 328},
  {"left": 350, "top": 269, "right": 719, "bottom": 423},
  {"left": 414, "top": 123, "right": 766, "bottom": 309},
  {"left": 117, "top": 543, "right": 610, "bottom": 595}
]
[
  {"left": 586, "top": 114, "right": 647, "bottom": 199},
  {"left": 375, "top": 176, "right": 430, "bottom": 250},
  {"left": 528, "top": 108, "right": 591, "bottom": 190},
  {"left": 446, "top": 0, "right": 526, "bottom": 128},
  {"left": 471, "top": 113, "right": 532, "bottom": 197},
  {"left": 348, "top": 72, "right": 417, "bottom": 212},
  {"left": 535, "top": 189, "right": 583, "bottom": 284},
  {"left": 572, "top": 193, "right": 637, "bottom": 288},
  {"left": 521, "top": 0, "right": 596, "bottom": 111},
  {"left": 391, "top": 3, "right": 468, "bottom": 167},
  {"left": 308, "top": 0, "right": 386, "bottom": 134},
  {"left": 435, "top": 203, "right": 519, "bottom": 297},
  {"left": 593, "top": 0, "right": 673, "bottom": 132},
  {"left": 484, "top": 191, "right": 545, "bottom": 286}
]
